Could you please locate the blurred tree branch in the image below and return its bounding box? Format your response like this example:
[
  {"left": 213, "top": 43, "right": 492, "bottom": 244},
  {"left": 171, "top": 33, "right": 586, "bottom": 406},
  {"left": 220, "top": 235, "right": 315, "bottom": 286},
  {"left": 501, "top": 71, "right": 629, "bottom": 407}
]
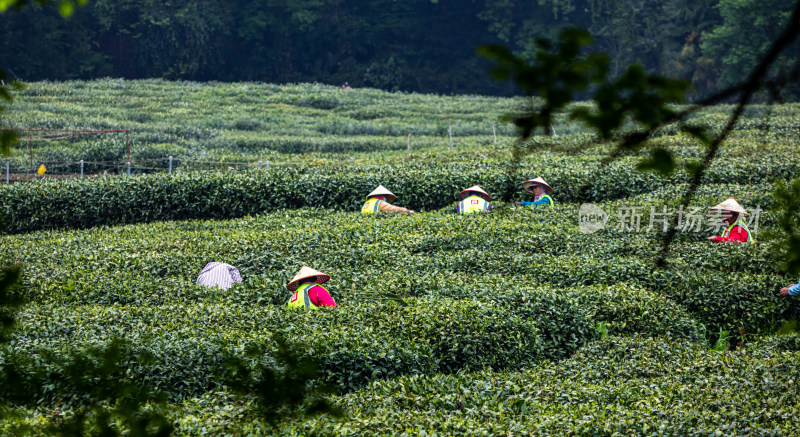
[
  {"left": 480, "top": 1, "right": 800, "bottom": 267},
  {"left": 655, "top": 2, "right": 800, "bottom": 266},
  {"left": 221, "top": 335, "right": 344, "bottom": 427}
]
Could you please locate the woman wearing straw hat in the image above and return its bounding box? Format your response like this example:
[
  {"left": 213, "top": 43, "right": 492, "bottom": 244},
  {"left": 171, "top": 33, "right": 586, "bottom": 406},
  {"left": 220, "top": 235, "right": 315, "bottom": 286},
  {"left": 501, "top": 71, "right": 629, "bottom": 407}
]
[
  {"left": 457, "top": 185, "right": 492, "bottom": 214},
  {"left": 515, "top": 177, "right": 555, "bottom": 207},
  {"left": 287, "top": 265, "right": 337, "bottom": 309},
  {"left": 706, "top": 197, "right": 754, "bottom": 244},
  {"left": 362, "top": 185, "right": 415, "bottom": 214}
]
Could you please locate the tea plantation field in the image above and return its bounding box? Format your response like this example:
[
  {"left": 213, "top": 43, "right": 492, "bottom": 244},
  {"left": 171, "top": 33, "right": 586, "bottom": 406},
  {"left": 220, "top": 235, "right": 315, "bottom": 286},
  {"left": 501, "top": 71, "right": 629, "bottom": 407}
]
[
  {"left": 1, "top": 79, "right": 526, "bottom": 173},
  {"left": 1, "top": 79, "right": 799, "bottom": 172},
  {"left": 1, "top": 80, "right": 800, "bottom": 435}
]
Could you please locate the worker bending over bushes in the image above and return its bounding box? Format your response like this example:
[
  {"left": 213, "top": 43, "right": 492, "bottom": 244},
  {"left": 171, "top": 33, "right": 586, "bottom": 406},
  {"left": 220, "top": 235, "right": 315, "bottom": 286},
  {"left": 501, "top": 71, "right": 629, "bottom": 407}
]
[
  {"left": 458, "top": 185, "right": 492, "bottom": 214},
  {"left": 287, "top": 265, "right": 337, "bottom": 309},
  {"left": 706, "top": 197, "right": 754, "bottom": 244},
  {"left": 780, "top": 279, "right": 799, "bottom": 297},
  {"left": 196, "top": 260, "right": 242, "bottom": 290},
  {"left": 516, "top": 177, "right": 555, "bottom": 207},
  {"left": 361, "top": 185, "right": 415, "bottom": 214}
]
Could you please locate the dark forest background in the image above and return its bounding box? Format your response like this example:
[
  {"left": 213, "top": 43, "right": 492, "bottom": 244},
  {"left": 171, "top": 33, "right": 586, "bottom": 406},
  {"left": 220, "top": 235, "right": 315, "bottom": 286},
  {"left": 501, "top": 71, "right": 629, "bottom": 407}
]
[{"left": 1, "top": 0, "right": 798, "bottom": 100}]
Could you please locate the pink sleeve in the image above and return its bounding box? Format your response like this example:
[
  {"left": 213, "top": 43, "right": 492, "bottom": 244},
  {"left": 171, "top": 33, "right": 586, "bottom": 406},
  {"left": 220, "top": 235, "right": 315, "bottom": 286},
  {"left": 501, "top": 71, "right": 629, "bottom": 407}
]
[{"left": 309, "top": 285, "right": 337, "bottom": 307}]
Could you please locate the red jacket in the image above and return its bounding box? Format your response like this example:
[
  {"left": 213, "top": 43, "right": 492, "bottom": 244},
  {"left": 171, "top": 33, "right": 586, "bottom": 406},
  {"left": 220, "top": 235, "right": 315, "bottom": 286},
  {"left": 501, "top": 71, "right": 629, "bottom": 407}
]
[{"left": 712, "top": 224, "right": 749, "bottom": 243}]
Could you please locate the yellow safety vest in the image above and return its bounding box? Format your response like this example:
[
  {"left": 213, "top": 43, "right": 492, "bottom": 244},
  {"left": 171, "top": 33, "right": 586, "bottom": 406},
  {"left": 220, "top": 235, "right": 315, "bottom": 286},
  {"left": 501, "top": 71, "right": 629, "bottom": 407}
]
[
  {"left": 458, "top": 196, "right": 490, "bottom": 214},
  {"left": 361, "top": 198, "right": 382, "bottom": 214},
  {"left": 723, "top": 219, "right": 755, "bottom": 244},
  {"left": 287, "top": 283, "right": 328, "bottom": 310}
]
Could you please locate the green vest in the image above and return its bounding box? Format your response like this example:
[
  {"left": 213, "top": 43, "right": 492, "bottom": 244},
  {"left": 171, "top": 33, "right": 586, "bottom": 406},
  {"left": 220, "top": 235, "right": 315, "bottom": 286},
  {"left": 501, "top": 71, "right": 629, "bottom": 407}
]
[
  {"left": 287, "top": 283, "right": 323, "bottom": 310},
  {"left": 458, "top": 196, "right": 490, "bottom": 214},
  {"left": 723, "top": 219, "right": 755, "bottom": 244},
  {"left": 361, "top": 198, "right": 381, "bottom": 214}
]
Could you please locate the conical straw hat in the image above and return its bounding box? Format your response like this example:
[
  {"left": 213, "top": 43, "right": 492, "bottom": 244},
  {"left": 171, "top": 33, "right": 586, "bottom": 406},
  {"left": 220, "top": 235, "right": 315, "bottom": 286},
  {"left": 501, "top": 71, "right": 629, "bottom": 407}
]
[
  {"left": 286, "top": 265, "right": 331, "bottom": 291},
  {"left": 522, "top": 177, "right": 554, "bottom": 194},
  {"left": 366, "top": 185, "right": 397, "bottom": 203},
  {"left": 709, "top": 197, "right": 749, "bottom": 216},
  {"left": 459, "top": 185, "right": 492, "bottom": 201}
]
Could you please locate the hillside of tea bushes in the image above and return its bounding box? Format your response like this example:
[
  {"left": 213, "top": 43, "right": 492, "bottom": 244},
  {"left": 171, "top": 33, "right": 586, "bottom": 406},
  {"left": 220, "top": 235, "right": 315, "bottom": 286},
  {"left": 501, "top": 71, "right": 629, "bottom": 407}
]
[
  {"left": 2, "top": 205, "right": 800, "bottom": 434},
  {"left": 1, "top": 79, "right": 798, "bottom": 171},
  {"left": 1, "top": 80, "right": 525, "bottom": 173},
  {"left": 1, "top": 80, "right": 800, "bottom": 435}
]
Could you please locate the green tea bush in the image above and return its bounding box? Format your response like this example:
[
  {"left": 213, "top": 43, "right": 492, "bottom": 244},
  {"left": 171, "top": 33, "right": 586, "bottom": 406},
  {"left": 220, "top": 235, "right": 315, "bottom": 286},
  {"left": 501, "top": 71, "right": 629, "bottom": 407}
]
[
  {"left": 646, "top": 269, "right": 789, "bottom": 334},
  {"left": 564, "top": 284, "right": 701, "bottom": 340},
  {"left": 749, "top": 333, "right": 800, "bottom": 352},
  {"left": 3, "top": 205, "right": 790, "bottom": 336},
  {"left": 279, "top": 336, "right": 800, "bottom": 436},
  {"left": 0, "top": 159, "right": 684, "bottom": 233},
  {"left": 2, "top": 80, "right": 799, "bottom": 433},
  {"left": 9, "top": 299, "right": 552, "bottom": 396},
  {"left": 293, "top": 300, "right": 547, "bottom": 389}
]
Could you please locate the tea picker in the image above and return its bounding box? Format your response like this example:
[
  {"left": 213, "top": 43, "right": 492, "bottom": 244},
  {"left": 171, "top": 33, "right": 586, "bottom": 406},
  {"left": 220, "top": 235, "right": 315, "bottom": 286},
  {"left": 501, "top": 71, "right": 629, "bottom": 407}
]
[
  {"left": 361, "top": 185, "right": 415, "bottom": 214},
  {"left": 706, "top": 197, "right": 754, "bottom": 244},
  {"left": 457, "top": 185, "right": 492, "bottom": 214},
  {"left": 516, "top": 177, "right": 555, "bottom": 207},
  {"left": 287, "top": 265, "right": 337, "bottom": 309},
  {"left": 196, "top": 260, "right": 243, "bottom": 290},
  {"left": 780, "top": 279, "right": 799, "bottom": 297}
]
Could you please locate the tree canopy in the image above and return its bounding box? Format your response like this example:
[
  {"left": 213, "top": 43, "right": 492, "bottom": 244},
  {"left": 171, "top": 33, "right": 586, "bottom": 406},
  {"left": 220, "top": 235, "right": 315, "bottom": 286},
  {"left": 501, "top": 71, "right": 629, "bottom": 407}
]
[{"left": 0, "top": 0, "right": 798, "bottom": 100}]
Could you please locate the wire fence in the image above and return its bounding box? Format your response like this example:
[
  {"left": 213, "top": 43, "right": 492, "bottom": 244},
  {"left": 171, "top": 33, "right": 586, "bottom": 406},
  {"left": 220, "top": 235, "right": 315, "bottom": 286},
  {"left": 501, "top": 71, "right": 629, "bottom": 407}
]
[
  {"left": 2, "top": 156, "right": 360, "bottom": 183},
  {"left": 0, "top": 125, "right": 509, "bottom": 184}
]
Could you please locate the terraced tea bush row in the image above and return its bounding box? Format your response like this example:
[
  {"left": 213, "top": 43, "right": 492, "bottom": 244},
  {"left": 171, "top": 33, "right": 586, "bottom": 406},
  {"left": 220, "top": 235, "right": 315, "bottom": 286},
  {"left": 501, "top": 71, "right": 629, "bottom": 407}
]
[
  {"left": 277, "top": 335, "right": 800, "bottom": 436},
  {"left": 0, "top": 162, "right": 642, "bottom": 232},
  {"left": 3, "top": 80, "right": 798, "bottom": 175},
  {"left": 3, "top": 205, "right": 794, "bottom": 335},
  {"left": 2, "top": 135, "right": 510, "bottom": 175},
  {"left": 7, "top": 335, "right": 799, "bottom": 435},
  {"left": 8, "top": 298, "right": 566, "bottom": 396},
  {"left": 7, "top": 278, "right": 706, "bottom": 401},
  {"left": 1, "top": 189, "right": 797, "bottom": 432},
  {"left": 3, "top": 152, "right": 798, "bottom": 233}
]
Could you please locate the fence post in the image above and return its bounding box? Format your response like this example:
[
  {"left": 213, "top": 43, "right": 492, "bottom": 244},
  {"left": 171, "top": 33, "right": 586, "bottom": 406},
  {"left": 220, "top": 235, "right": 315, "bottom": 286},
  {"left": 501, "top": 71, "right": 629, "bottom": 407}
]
[
  {"left": 407, "top": 133, "right": 411, "bottom": 158},
  {"left": 266, "top": 160, "right": 269, "bottom": 170},
  {"left": 492, "top": 123, "right": 497, "bottom": 144},
  {"left": 448, "top": 123, "right": 453, "bottom": 150},
  {"left": 5, "top": 161, "right": 8, "bottom": 184},
  {"left": 168, "top": 156, "right": 173, "bottom": 174},
  {"left": 80, "top": 159, "right": 84, "bottom": 178},
  {"left": 127, "top": 161, "right": 131, "bottom": 177},
  {"left": 259, "top": 160, "right": 263, "bottom": 170},
  {"left": 350, "top": 157, "right": 354, "bottom": 164}
]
